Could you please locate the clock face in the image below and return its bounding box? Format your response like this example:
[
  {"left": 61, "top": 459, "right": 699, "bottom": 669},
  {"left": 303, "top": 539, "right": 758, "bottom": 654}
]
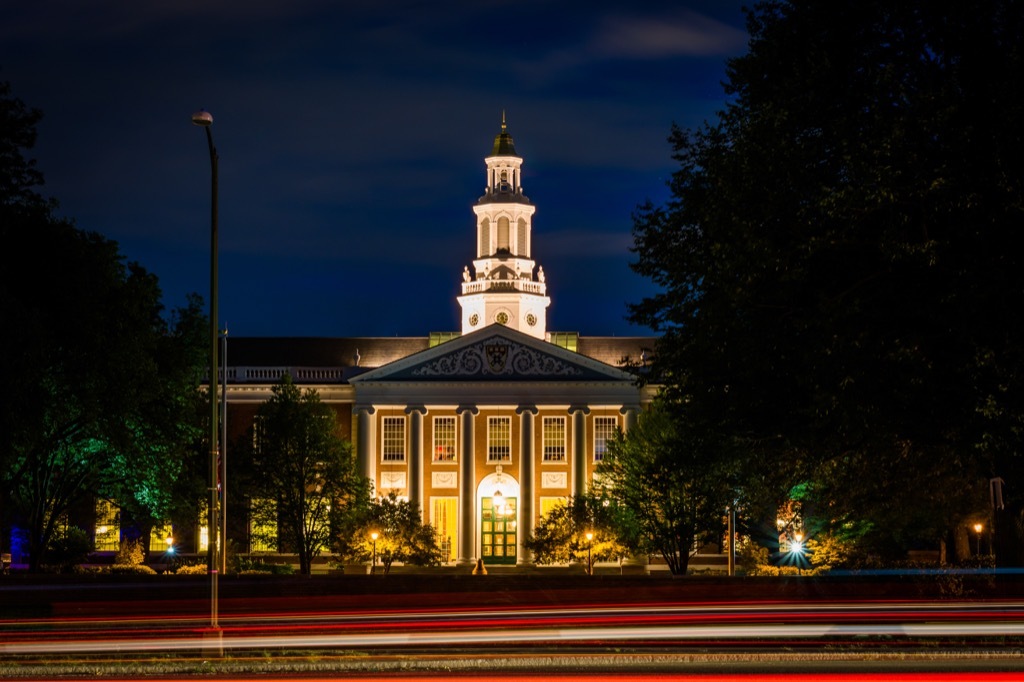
[
  {"left": 495, "top": 311, "right": 509, "bottom": 325},
  {"left": 469, "top": 314, "right": 479, "bottom": 327},
  {"left": 526, "top": 313, "right": 537, "bottom": 326}
]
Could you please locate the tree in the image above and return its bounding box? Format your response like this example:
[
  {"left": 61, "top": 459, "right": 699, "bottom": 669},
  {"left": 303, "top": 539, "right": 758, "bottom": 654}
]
[
  {"left": 0, "top": 80, "right": 45, "bottom": 209},
  {"left": 0, "top": 82, "right": 208, "bottom": 570},
  {"left": 242, "top": 374, "right": 369, "bottom": 575},
  {"left": 335, "top": 491, "right": 441, "bottom": 574},
  {"left": 629, "top": 1, "right": 1024, "bottom": 561},
  {"left": 100, "top": 298, "right": 209, "bottom": 557},
  {"left": 525, "top": 493, "right": 629, "bottom": 574},
  {"left": 595, "top": 401, "right": 732, "bottom": 575}
]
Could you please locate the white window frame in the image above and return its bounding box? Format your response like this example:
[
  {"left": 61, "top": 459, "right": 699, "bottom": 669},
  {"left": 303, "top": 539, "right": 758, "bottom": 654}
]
[
  {"left": 433, "top": 416, "right": 457, "bottom": 463},
  {"left": 594, "top": 415, "right": 618, "bottom": 462},
  {"left": 382, "top": 416, "right": 406, "bottom": 462},
  {"left": 487, "top": 416, "right": 512, "bottom": 463},
  {"left": 542, "top": 416, "right": 566, "bottom": 463}
]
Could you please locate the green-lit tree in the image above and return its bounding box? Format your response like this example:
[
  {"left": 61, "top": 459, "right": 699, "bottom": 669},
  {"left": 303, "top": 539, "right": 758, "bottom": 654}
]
[
  {"left": 525, "top": 493, "right": 629, "bottom": 574},
  {"left": 242, "top": 374, "right": 369, "bottom": 575},
  {"left": 335, "top": 491, "right": 441, "bottom": 575},
  {"left": 629, "top": 1, "right": 1024, "bottom": 561},
  {"left": 595, "top": 401, "right": 733, "bottom": 575},
  {"left": 0, "top": 81, "right": 208, "bottom": 570},
  {"left": 102, "top": 298, "right": 208, "bottom": 557}
]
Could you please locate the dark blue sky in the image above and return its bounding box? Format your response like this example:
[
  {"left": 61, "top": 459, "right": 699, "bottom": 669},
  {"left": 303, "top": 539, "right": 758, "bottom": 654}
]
[{"left": 2, "top": 1, "right": 748, "bottom": 338}]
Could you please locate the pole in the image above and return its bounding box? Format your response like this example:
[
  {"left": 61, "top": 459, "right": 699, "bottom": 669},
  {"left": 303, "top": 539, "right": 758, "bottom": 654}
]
[
  {"left": 192, "top": 110, "right": 219, "bottom": 637},
  {"left": 208, "top": 123, "right": 219, "bottom": 631},
  {"left": 727, "top": 507, "right": 736, "bottom": 577},
  {"left": 220, "top": 327, "right": 228, "bottom": 575}
]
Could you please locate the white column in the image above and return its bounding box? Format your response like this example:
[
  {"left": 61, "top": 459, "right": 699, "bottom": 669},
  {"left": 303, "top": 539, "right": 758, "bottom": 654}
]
[
  {"left": 355, "top": 405, "right": 376, "bottom": 484},
  {"left": 621, "top": 405, "right": 640, "bottom": 433},
  {"left": 516, "top": 404, "right": 537, "bottom": 567},
  {"left": 406, "top": 405, "right": 427, "bottom": 512},
  {"left": 569, "top": 405, "right": 589, "bottom": 496},
  {"left": 617, "top": 404, "right": 648, "bottom": 571},
  {"left": 456, "top": 405, "right": 478, "bottom": 567}
]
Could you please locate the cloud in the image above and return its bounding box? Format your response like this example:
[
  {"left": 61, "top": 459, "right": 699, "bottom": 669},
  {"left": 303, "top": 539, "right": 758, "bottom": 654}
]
[{"left": 591, "top": 10, "right": 748, "bottom": 59}]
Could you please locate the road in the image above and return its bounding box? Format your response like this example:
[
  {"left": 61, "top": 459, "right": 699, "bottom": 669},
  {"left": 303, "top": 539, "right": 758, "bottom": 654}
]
[{"left": 2, "top": 573, "right": 1023, "bottom": 677}]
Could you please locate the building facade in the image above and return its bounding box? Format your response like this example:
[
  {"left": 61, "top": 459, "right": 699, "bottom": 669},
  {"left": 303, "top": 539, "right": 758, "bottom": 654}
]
[{"left": 223, "top": 118, "right": 657, "bottom": 567}]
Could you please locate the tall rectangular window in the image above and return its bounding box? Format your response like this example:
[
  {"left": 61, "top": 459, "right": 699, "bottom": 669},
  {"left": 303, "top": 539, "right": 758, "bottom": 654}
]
[
  {"left": 542, "top": 417, "right": 566, "bottom": 462},
  {"left": 198, "top": 503, "right": 209, "bottom": 553},
  {"left": 594, "top": 416, "right": 618, "bottom": 462},
  {"left": 539, "top": 497, "right": 565, "bottom": 520},
  {"left": 149, "top": 521, "right": 174, "bottom": 553},
  {"left": 488, "top": 416, "right": 511, "bottom": 462},
  {"left": 94, "top": 499, "right": 120, "bottom": 551},
  {"left": 382, "top": 416, "right": 406, "bottom": 462},
  {"left": 431, "top": 497, "right": 458, "bottom": 563},
  {"left": 250, "top": 498, "right": 277, "bottom": 553},
  {"left": 433, "top": 416, "right": 457, "bottom": 462}
]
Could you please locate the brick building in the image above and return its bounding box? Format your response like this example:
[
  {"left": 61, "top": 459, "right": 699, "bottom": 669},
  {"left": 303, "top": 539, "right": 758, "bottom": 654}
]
[{"left": 217, "top": 116, "right": 657, "bottom": 568}]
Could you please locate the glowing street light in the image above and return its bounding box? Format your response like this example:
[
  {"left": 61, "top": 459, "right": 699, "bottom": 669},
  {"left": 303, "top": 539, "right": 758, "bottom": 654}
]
[
  {"left": 973, "top": 523, "right": 984, "bottom": 556},
  {"left": 791, "top": 532, "right": 805, "bottom": 575},
  {"left": 370, "top": 531, "right": 379, "bottom": 574}
]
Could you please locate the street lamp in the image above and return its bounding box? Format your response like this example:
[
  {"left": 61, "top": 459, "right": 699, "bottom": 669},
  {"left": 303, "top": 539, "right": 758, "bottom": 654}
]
[
  {"left": 585, "top": 531, "right": 594, "bottom": 576},
  {"left": 973, "top": 523, "right": 984, "bottom": 556},
  {"left": 370, "top": 531, "right": 379, "bottom": 574},
  {"left": 192, "top": 108, "right": 219, "bottom": 632},
  {"left": 791, "top": 532, "right": 805, "bottom": 576}
]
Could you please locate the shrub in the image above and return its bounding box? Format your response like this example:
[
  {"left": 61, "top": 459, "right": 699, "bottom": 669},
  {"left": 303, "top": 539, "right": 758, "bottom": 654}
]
[
  {"left": 805, "top": 532, "right": 855, "bottom": 569},
  {"left": 73, "top": 564, "right": 106, "bottom": 575},
  {"left": 737, "top": 541, "right": 770, "bottom": 575},
  {"left": 175, "top": 563, "right": 208, "bottom": 575},
  {"left": 237, "top": 557, "right": 295, "bottom": 575},
  {"left": 46, "top": 526, "right": 93, "bottom": 573},
  {"left": 115, "top": 539, "right": 145, "bottom": 566},
  {"left": 111, "top": 564, "right": 157, "bottom": 575}
]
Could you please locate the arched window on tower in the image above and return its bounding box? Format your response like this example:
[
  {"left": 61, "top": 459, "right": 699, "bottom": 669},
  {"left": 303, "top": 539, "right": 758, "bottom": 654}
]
[
  {"left": 478, "top": 218, "right": 491, "bottom": 258},
  {"left": 517, "top": 218, "right": 528, "bottom": 257},
  {"left": 497, "top": 217, "right": 510, "bottom": 251}
]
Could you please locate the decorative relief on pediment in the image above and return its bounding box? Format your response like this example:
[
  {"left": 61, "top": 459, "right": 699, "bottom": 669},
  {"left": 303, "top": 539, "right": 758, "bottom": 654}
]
[{"left": 411, "top": 337, "right": 582, "bottom": 378}]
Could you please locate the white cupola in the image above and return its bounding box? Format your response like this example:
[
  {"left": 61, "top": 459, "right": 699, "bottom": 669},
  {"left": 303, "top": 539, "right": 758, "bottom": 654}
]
[{"left": 457, "top": 114, "right": 550, "bottom": 339}]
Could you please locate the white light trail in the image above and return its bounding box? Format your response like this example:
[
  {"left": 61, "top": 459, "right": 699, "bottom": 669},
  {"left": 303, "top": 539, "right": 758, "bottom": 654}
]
[{"left": 5, "top": 620, "right": 1024, "bottom": 656}]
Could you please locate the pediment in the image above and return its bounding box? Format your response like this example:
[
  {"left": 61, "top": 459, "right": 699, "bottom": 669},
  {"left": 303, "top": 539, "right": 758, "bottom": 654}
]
[{"left": 350, "top": 326, "right": 636, "bottom": 383}]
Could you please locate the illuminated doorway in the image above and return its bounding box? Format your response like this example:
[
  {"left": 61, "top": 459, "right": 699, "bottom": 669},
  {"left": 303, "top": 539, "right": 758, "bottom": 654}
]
[
  {"left": 481, "top": 496, "right": 517, "bottom": 564},
  {"left": 478, "top": 469, "right": 519, "bottom": 565}
]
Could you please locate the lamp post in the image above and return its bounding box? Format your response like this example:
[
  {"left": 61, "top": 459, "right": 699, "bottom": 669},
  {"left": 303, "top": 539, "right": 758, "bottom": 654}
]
[
  {"left": 585, "top": 531, "right": 594, "bottom": 576},
  {"left": 370, "top": 531, "right": 379, "bottom": 574},
  {"left": 973, "top": 523, "right": 984, "bottom": 556},
  {"left": 192, "top": 108, "right": 219, "bottom": 632}
]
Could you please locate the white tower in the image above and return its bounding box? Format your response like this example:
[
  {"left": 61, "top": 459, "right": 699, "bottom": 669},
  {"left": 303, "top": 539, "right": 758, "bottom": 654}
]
[{"left": 458, "top": 114, "right": 550, "bottom": 340}]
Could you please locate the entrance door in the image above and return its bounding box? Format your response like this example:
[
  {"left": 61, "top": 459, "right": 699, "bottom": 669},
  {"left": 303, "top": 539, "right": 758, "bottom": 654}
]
[{"left": 480, "top": 496, "right": 517, "bottom": 565}]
